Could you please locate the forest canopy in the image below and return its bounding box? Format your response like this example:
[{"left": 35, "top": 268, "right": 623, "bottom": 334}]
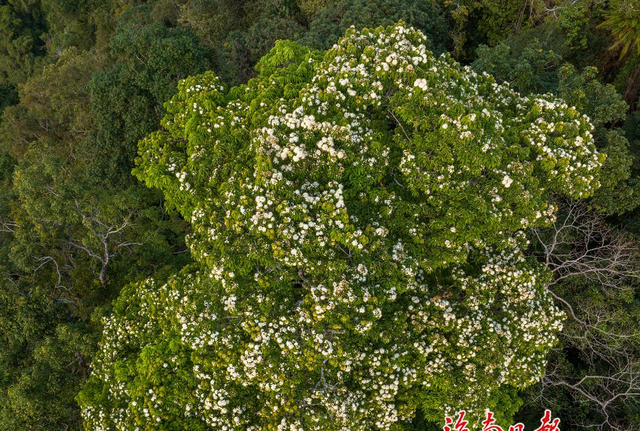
[{"left": 0, "top": 1, "right": 639, "bottom": 430}]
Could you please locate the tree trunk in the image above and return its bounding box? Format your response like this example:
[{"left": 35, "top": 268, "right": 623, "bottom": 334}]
[{"left": 623, "top": 61, "right": 640, "bottom": 112}]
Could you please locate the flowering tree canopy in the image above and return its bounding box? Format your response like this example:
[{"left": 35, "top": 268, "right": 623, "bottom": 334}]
[{"left": 78, "top": 24, "right": 604, "bottom": 431}]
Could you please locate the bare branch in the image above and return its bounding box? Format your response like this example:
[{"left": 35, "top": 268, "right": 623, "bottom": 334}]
[
  {"left": 0, "top": 218, "right": 17, "bottom": 233},
  {"left": 530, "top": 198, "right": 640, "bottom": 431},
  {"left": 68, "top": 204, "right": 144, "bottom": 285}
]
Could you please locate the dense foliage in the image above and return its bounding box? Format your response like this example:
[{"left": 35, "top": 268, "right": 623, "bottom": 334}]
[
  {"left": 77, "top": 24, "right": 605, "bottom": 430},
  {"left": 0, "top": 0, "right": 638, "bottom": 430}
]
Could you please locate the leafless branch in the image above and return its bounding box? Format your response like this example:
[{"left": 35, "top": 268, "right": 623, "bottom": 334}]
[
  {"left": 531, "top": 198, "right": 640, "bottom": 431},
  {"left": 387, "top": 109, "right": 411, "bottom": 141},
  {"left": 32, "top": 256, "right": 76, "bottom": 306},
  {"left": 0, "top": 218, "right": 17, "bottom": 233},
  {"left": 534, "top": 199, "right": 639, "bottom": 297},
  {"left": 68, "top": 201, "right": 144, "bottom": 285}
]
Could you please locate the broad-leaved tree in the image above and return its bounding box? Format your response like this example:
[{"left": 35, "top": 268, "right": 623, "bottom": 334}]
[{"left": 80, "top": 23, "right": 604, "bottom": 430}]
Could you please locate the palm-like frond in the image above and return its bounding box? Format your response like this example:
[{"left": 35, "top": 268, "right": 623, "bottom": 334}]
[{"left": 599, "top": 3, "right": 640, "bottom": 59}]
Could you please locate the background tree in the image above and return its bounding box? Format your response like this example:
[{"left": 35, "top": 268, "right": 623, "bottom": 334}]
[
  {"left": 521, "top": 200, "right": 640, "bottom": 431},
  {"left": 0, "top": 5, "right": 206, "bottom": 429},
  {"left": 0, "top": 0, "right": 47, "bottom": 87},
  {"left": 299, "top": 0, "right": 449, "bottom": 53}
]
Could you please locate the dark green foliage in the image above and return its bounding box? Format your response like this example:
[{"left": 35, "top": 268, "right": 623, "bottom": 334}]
[
  {"left": 300, "top": 0, "right": 449, "bottom": 54},
  {"left": 0, "top": 5, "right": 205, "bottom": 429},
  {"left": 449, "top": 0, "right": 611, "bottom": 66},
  {"left": 0, "top": 284, "right": 91, "bottom": 431},
  {"left": 458, "top": 0, "right": 530, "bottom": 55},
  {"left": 0, "top": 151, "right": 15, "bottom": 269},
  {"left": 623, "top": 109, "right": 640, "bottom": 150},
  {"left": 0, "top": 83, "right": 17, "bottom": 116},
  {"left": 109, "top": 7, "right": 210, "bottom": 96},
  {"left": 613, "top": 53, "right": 640, "bottom": 95},
  {"left": 556, "top": 64, "right": 628, "bottom": 128},
  {"left": 556, "top": 64, "right": 640, "bottom": 214},
  {"left": 444, "top": 0, "right": 534, "bottom": 59},
  {"left": 219, "top": 15, "right": 304, "bottom": 84},
  {"left": 0, "top": 1, "right": 47, "bottom": 86},
  {"left": 39, "top": 0, "right": 113, "bottom": 52},
  {"left": 186, "top": 0, "right": 450, "bottom": 85},
  {"left": 209, "top": 0, "right": 307, "bottom": 84},
  {"left": 1, "top": 47, "right": 101, "bottom": 158},
  {"left": 0, "top": 1, "right": 638, "bottom": 430},
  {"left": 84, "top": 6, "right": 210, "bottom": 184},
  {"left": 297, "top": 0, "right": 335, "bottom": 20},
  {"left": 172, "top": 0, "right": 248, "bottom": 48},
  {"left": 473, "top": 41, "right": 563, "bottom": 95},
  {"left": 614, "top": 109, "right": 640, "bottom": 235}
]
